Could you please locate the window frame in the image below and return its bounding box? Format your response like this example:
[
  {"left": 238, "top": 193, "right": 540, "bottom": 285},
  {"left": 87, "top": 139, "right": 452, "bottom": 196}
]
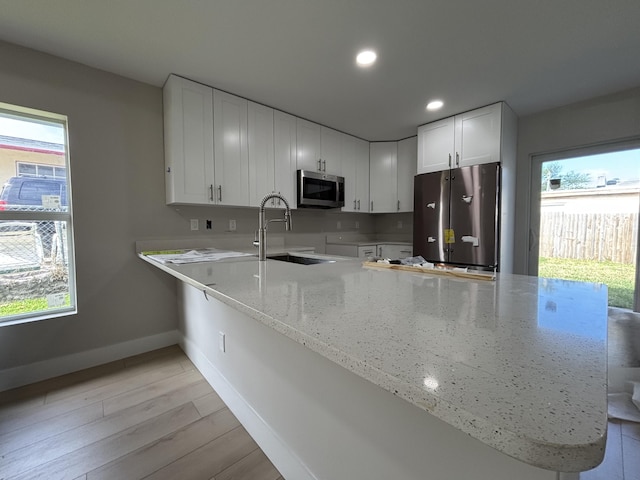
[{"left": 0, "top": 102, "right": 77, "bottom": 326}]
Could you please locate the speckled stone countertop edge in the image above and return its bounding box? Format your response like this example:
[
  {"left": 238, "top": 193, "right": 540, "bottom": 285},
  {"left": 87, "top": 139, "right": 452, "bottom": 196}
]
[{"left": 139, "top": 254, "right": 606, "bottom": 473}]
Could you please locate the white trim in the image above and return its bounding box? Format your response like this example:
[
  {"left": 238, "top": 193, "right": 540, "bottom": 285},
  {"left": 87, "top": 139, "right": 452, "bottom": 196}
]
[
  {"left": 0, "top": 330, "right": 180, "bottom": 392},
  {"left": 180, "top": 335, "right": 317, "bottom": 480}
]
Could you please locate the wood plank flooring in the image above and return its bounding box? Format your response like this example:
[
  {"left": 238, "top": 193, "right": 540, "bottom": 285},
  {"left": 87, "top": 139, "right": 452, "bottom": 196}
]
[{"left": 0, "top": 345, "right": 283, "bottom": 480}]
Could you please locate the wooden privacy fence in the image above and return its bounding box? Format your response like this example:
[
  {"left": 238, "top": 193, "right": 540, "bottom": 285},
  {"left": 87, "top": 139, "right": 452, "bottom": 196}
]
[{"left": 539, "top": 212, "right": 638, "bottom": 263}]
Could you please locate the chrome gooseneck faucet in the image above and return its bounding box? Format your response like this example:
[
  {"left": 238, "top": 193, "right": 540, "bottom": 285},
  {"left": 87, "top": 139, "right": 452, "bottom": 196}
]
[{"left": 255, "top": 193, "right": 292, "bottom": 261}]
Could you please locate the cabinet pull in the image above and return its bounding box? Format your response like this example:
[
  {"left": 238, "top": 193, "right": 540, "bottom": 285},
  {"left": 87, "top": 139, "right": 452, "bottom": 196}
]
[
  {"left": 209, "top": 184, "right": 214, "bottom": 201},
  {"left": 357, "top": 199, "right": 360, "bottom": 210},
  {"left": 322, "top": 160, "right": 326, "bottom": 172},
  {"left": 448, "top": 154, "right": 451, "bottom": 168},
  {"left": 371, "top": 200, "right": 373, "bottom": 211},
  {"left": 456, "top": 152, "right": 460, "bottom": 166},
  {"left": 317, "top": 159, "right": 322, "bottom": 171},
  {"left": 217, "top": 185, "right": 222, "bottom": 201},
  {"left": 353, "top": 199, "right": 356, "bottom": 209},
  {"left": 397, "top": 200, "right": 400, "bottom": 211}
]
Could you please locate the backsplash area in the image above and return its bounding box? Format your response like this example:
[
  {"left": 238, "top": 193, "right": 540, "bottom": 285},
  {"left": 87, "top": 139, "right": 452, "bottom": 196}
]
[{"left": 158, "top": 205, "right": 412, "bottom": 253}]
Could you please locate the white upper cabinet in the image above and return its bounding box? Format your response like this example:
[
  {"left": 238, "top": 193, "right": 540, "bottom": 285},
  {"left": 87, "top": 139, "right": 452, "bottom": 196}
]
[
  {"left": 273, "top": 110, "right": 297, "bottom": 210},
  {"left": 248, "top": 101, "right": 275, "bottom": 207},
  {"left": 397, "top": 136, "right": 417, "bottom": 213},
  {"left": 417, "top": 116, "right": 455, "bottom": 174},
  {"left": 296, "top": 118, "right": 322, "bottom": 172},
  {"left": 369, "top": 142, "right": 398, "bottom": 213},
  {"left": 213, "top": 90, "right": 249, "bottom": 206},
  {"left": 341, "top": 134, "right": 369, "bottom": 213},
  {"left": 417, "top": 102, "right": 503, "bottom": 174},
  {"left": 164, "top": 75, "right": 215, "bottom": 205},
  {"left": 454, "top": 103, "right": 502, "bottom": 168},
  {"left": 320, "top": 126, "right": 342, "bottom": 175}
]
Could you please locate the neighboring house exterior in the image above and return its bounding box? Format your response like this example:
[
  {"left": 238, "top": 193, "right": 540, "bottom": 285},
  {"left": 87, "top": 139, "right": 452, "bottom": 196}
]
[{"left": 0, "top": 135, "right": 66, "bottom": 186}]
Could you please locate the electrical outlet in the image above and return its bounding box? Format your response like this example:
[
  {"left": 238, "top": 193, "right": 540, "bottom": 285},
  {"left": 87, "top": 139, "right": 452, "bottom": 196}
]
[
  {"left": 229, "top": 219, "right": 236, "bottom": 231},
  {"left": 355, "top": 221, "right": 360, "bottom": 229},
  {"left": 397, "top": 220, "right": 403, "bottom": 229},
  {"left": 190, "top": 219, "right": 199, "bottom": 231},
  {"left": 206, "top": 220, "right": 212, "bottom": 229},
  {"left": 219, "top": 332, "right": 226, "bottom": 353}
]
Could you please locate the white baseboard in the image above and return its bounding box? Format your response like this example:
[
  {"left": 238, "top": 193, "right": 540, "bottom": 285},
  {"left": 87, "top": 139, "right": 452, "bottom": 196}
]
[
  {"left": 180, "top": 336, "right": 317, "bottom": 480},
  {"left": 0, "top": 330, "right": 180, "bottom": 392}
]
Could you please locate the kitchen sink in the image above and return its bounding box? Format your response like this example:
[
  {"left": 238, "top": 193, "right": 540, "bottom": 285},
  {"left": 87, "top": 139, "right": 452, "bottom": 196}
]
[{"left": 267, "top": 253, "right": 336, "bottom": 265}]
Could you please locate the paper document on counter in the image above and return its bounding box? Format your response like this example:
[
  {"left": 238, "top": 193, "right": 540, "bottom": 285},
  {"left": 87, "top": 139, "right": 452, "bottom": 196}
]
[{"left": 143, "top": 248, "right": 253, "bottom": 264}]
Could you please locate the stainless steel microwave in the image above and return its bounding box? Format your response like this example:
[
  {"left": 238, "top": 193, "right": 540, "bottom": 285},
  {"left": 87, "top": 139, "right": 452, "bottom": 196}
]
[{"left": 297, "top": 170, "right": 344, "bottom": 209}]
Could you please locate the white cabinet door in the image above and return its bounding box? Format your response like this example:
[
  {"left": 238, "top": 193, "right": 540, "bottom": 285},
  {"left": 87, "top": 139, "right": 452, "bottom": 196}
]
[
  {"left": 369, "top": 142, "right": 397, "bottom": 213},
  {"left": 213, "top": 90, "right": 249, "bottom": 206},
  {"left": 248, "top": 101, "right": 274, "bottom": 207},
  {"left": 417, "top": 116, "right": 454, "bottom": 174},
  {"left": 321, "top": 126, "right": 342, "bottom": 175},
  {"left": 397, "top": 136, "right": 417, "bottom": 212},
  {"left": 274, "top": 110, "right": 297, "bottom": 210},
  {"left": 341, "top": 134, "right": 369, "bottom": 213},
  {"left": 455, "top": 103, "right": 502, "bottom": 168},
  {"left": 163, "top": 75, "right": 215, "bottom": 205},
  {"left": 296, "top": 118, "right": 322, "bottom": 172}
]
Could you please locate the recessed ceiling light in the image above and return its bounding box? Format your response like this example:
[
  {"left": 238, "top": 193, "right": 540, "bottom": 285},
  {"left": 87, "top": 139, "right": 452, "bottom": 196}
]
[
  {"left": 356, "top": 50, "right": 377, "bottom": 67},
  {"left": 426, "top": 100, "right": 444, "bottom": 111}
]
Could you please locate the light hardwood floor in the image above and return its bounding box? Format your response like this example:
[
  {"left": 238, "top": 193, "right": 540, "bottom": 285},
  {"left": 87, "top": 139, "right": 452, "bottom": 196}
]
[{"left": 0, "top": 345, "right": 283, "bottom": 480}]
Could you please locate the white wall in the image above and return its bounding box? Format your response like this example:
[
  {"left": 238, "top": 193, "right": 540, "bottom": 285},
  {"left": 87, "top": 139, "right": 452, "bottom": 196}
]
[{"left": 514, "top": 86, "right": 640, "bottom": 274}]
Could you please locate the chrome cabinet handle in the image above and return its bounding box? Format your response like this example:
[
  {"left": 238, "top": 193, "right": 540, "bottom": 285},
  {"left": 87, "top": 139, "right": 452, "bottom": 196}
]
[
  {"left": 209, "top": 184, "right": 214, "bottom": 201},
  {"left": 371, "top": 200, "right": 373, "bottom": 211},
  {"left": 353, "top": 199, "right": 356, "bottom": 209},
  {"left": 456, "top": 152, "right": 460, "bottom": 166},
  {"left": 218, "top": 185, "right": 222, "bottom": 201},
  {"left": 397, "top": 200, "right": 400, "bottom": 211},
  {"left": 322, "top": 160, "right": 326, "bottom": 172},
  {"left": 317, "top": 159, "right": 322, "bottom": 171},
  {"left": 357, "top": 199, "right": 360, "bottom": 210},
  {"left": 448, "top": 154, "right": 451, "bottom": 168}
]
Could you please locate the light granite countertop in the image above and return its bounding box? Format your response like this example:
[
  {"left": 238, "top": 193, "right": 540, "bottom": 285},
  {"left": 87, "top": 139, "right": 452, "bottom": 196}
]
[{"left": 139, "top": 252, "right": 608, "bottom": 473}]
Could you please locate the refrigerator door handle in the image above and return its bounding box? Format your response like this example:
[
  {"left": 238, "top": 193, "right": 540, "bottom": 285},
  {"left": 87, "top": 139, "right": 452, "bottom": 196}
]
[
  {"left": 427, "top": 236, "right": 436, "bottom": 243},
  {"left": 462, "top": 195, "right": 473, "bottom": 204},
  {"left": 427, "top": 202, "right": 436, "bottom": 209}
]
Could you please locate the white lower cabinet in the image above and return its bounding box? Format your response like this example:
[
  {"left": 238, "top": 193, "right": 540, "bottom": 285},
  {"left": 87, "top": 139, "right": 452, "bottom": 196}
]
[
  {"left": 378, "top": 244, "right": 413, "bottom": 259},
  {"left": 326, "top": 243, "right": 412, "bottom": 259}
]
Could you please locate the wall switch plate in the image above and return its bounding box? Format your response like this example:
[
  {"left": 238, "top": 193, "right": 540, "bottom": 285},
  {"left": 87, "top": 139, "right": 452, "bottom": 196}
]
[
  {"left": 229, "top": 219, "right": 236, "bottom": 231},
  {"left": 190, "top": 219, "right": 199, "bottom": 231},
  {"left": 219, "top": 332, "right": 226, "bottom": 353},
  {"left": 397, "top": 220, "right": 403, "bottom": 229},
  {"left": 206, "top": 220, "right": 212, "bottom": 229}
]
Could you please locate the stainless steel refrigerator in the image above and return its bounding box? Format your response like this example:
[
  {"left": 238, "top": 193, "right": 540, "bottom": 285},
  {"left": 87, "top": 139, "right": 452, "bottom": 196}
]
[{"left": 413, "top": 162, "right": 500, "bottom": 270}]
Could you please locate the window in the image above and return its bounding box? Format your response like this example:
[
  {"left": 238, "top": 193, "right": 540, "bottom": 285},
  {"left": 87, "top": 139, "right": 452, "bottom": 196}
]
[
  {"left": 0, "top": 103, "right": 76, "bottom": 325},
  {"left": 17, "top": 162, "right": 67, "bottom": 179}
]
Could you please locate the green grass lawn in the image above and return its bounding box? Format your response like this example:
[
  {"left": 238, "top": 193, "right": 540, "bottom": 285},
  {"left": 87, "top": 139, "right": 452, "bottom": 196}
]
[
  {"left": 538, "top": 257, "right": 635, "bottom": 309},
  {"left": 0, "top": 296, "right": 70, "bottom": 318}
]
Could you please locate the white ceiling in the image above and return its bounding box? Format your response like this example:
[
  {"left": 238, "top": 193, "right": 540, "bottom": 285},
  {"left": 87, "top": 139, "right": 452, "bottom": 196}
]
[{"left": 1, "top": 0, "right": 639, "bottom": 141}]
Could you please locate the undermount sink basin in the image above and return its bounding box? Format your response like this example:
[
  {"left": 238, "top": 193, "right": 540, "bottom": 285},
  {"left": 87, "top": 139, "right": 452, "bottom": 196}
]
[{"left": 267, "top": 253, "right": 336, "bottom": 265}]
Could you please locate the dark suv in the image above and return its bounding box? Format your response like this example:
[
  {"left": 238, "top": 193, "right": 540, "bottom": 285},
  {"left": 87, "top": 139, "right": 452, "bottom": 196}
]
[{"left": 0, "top": 176, "right": 68, "bottom": 210}]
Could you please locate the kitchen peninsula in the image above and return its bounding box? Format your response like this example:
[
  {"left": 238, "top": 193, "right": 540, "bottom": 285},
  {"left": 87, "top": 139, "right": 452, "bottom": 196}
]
[{"left": 140, "top": 252, "right": 607, "bottom": 480}]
